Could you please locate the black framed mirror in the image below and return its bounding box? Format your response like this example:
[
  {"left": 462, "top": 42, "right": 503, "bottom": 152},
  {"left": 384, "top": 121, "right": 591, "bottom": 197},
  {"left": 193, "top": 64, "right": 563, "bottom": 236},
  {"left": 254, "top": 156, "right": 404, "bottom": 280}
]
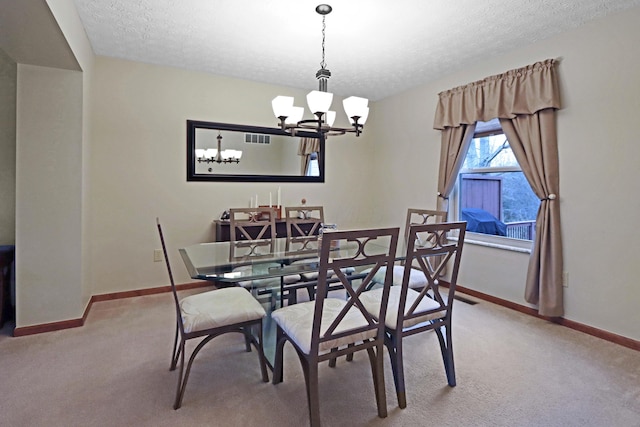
[{"left": 187, "top": 120, "right": 325, "bottom": 182}]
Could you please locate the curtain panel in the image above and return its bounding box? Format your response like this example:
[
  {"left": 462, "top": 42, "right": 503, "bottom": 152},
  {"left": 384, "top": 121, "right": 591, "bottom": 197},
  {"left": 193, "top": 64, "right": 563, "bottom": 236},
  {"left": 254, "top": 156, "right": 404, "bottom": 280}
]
[
  {"left": 436, "top": 124, "right": 476, "bottom": 213},
  {"left": 433, "top": 59, "right": 563, "bottom": 316},
  {"left": 500, "top": 111, "right": 563, "bottom": 316}
]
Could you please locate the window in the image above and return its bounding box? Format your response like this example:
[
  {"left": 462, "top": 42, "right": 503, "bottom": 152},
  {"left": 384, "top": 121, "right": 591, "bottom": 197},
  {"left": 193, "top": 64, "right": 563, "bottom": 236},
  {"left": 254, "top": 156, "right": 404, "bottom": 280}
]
[
  {"left": 456, "top": 119, "right": 539, "bottom": 241},
  {"left": 306, "top": 152, "right": 320, "bottom": 177}
]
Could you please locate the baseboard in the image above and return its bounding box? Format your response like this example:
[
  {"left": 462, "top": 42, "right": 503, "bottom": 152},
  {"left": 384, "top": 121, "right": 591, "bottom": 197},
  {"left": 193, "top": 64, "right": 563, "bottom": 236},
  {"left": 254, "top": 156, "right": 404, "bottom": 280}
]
[
  {"left": 12, "top": 281, "right": 212, "bottom": 337},
  {"left": 91, "top": 281, "right": 212, "bottom": 302},
  {"left": 452, "top": 283, "right": 640, "bottom": 352},
  {"left": 13, "top": 280, "right": 640, "bottom": 351}
]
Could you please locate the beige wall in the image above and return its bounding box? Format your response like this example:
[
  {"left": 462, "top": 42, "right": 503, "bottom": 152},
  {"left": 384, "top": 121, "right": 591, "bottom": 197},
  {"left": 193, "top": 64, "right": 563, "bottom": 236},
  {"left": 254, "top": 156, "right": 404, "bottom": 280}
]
[
  {"left": 15, "top": 64, "right": 84, "bottom": 326},
  {"left": 0, "top": 48, "right": 16, "bottom": 244},
  {"left": 12, "top": 0, "right": 94, "bottom": 328},
  {"left": 48, "top": 0, "right": 96, "bottom": 311},
  {"left": 371, "top": 7, "right": 640, "bottom": 340},
  {"left": 87, "top": 56, "right": 376, "bottom": 296}
]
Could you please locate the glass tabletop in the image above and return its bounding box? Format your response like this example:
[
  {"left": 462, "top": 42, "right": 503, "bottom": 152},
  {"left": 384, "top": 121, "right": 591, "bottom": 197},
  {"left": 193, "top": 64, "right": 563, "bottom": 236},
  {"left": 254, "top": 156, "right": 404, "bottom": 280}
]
[{"left": 179, "top": 236, "right": 404, "bottom": 283}]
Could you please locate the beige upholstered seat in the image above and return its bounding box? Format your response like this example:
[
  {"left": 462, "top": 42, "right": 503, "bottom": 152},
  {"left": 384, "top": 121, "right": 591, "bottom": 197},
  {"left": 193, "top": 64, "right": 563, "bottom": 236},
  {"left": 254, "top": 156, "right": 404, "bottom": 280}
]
[
  {"left": 360, "top": 286, "right": 445, "bottom": 330},
  {"left": 370, "top": 208, "right": 447, "bottom": 289},
  {"left": 361, "top": 221, "right": 466, "bottom": 409},
  {"left": 271, "top": 227, "right": 400, "bottom": 427},
  {"left": 272, "top": 298, "right": 377, "bottom": 354},
  {"left": 179, "top": 287, "right": 267, "bottom": 333},
  {"left": 156, "top": 218, "right": 269, "bottom": 409}
]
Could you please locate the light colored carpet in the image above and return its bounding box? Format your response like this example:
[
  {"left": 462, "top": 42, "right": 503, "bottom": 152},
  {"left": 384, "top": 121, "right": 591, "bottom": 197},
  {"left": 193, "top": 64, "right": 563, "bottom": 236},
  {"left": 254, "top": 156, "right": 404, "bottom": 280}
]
[{"left": 1, "top": 288, "right": 639, "bottom": 427}]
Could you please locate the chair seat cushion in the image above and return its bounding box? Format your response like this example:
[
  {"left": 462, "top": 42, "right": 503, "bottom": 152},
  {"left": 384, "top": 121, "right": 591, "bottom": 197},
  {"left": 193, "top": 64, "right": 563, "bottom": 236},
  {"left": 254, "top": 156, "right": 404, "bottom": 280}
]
[
  {"left": 369, "top": 265, "right": 428, "bottom": 289},
  {"left": 233, "top": 264, "right": 302, "bottom": 288},
  {"left": 295, "top": 258, "right": 355, "bottom": 281},
  {"left": 180, "top": 287, "right": 266, "bottom": 334},
  {"left": 272, "top": 298, "right": 376, "bottom": 354},
  {"left": 360, "top": 286, "right": 446, "bottom": 329}
]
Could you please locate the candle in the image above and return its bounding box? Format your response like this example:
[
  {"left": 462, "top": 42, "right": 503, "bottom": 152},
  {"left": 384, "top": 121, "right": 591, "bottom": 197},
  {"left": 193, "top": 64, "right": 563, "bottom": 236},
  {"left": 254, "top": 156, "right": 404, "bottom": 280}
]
[
  {"left": 277, "top": 186, "right": 281, "bottom": 207},
  {"left": 250, "top": 197, "right": 253, "bottom": 208},
  {"left": 255, "top": 194, "right": 258, "bottom": 208},
  {"left": 269, "top": 192, "right": 272, "bottom": 207}
]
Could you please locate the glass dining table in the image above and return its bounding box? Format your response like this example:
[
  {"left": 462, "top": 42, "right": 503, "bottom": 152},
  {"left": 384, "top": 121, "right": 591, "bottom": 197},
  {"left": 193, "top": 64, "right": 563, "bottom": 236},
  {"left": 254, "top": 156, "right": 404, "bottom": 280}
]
[{"left": 179, "top": 235, "right": 403, "bottom": 365}]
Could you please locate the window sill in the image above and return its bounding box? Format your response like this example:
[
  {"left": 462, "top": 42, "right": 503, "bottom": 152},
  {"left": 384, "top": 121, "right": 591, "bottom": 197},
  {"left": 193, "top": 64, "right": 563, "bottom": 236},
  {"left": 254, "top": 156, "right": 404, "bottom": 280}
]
[{"left": 452, "top": 232, "right": 533, "bottom": 254}]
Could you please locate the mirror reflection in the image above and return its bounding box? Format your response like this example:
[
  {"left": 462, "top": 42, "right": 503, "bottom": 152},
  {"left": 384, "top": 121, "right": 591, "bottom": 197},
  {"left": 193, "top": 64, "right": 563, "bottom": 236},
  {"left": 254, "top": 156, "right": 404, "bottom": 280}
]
[{"left": 187, "top": 120, "right": 324, "bottom": 183}]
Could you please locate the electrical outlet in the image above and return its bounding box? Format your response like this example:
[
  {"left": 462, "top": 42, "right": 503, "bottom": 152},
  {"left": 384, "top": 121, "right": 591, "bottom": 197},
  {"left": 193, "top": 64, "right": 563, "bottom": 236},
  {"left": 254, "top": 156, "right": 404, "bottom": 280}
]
[
  {"left": 562, "top": 271, "right": 568, "bottom": 288},
  {"left": 154, "top": 249, "right": 163, "bottom": 262}
]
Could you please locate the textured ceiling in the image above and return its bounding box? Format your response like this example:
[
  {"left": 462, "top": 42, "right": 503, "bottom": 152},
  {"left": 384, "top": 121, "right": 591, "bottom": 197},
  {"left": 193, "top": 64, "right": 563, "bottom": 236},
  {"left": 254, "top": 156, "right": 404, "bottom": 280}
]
[{"left": 73, "top": 0, "right": 640, "bottom": 101}]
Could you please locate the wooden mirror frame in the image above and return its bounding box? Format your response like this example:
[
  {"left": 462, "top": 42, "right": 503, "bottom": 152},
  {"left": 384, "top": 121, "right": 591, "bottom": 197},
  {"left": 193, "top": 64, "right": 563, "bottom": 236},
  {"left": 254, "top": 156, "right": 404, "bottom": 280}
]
[{"left": 186, "top": 120, "right": 325, "bottom": 183}]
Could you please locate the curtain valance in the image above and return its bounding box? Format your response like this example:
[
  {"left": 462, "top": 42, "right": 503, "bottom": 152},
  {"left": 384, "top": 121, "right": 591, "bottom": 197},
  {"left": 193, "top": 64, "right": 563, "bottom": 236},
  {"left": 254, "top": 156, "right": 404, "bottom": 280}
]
[
  {"left": 298, "top": 138, "right": 320, "bottom": 155},
  {"left": 433, "top": 59, "right": 560, "bottom": 130}
]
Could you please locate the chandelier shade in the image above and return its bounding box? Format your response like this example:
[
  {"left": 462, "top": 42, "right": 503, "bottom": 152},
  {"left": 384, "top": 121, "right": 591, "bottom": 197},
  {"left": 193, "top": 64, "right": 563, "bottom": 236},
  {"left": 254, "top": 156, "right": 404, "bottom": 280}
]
[
  {"left": 306, "top": 90, "right": 333, "bottom": 115},
  {"left": 271, "top": 4, "right": 369, "bottom": 137}
]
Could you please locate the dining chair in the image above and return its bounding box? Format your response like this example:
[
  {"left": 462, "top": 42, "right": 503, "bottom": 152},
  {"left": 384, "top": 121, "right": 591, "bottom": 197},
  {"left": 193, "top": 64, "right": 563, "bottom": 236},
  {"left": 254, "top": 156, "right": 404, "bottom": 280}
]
[
  {"left": 229, "top": 208, "right": 301, "bottom": 305},
  {"left": 284, "top": 205, "right": 325, "bottom": 242},
  {"left": 283, "top": 205, "right": 324, "bottom": 304},
  {"left": 271, "top": 227, "right": 400, "bottom": 427},
  {"left": 284, "top": 206, "right": 355, "bottom": 304},
  {"left": 361, "top": 221, "right": 466, "bottom": 409},
  {"left": 370, "top": 208, "right": 447, "bottom": 290},
  {"left": 156, "top": 218, "right": 269, "bottom": 409}
]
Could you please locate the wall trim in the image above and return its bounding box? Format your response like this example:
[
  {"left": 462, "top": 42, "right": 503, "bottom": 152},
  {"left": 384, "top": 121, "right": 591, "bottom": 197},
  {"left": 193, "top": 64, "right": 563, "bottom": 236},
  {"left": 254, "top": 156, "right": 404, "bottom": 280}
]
[
  {"left": 453, "top": 283, "right": 639, "bottom": 352},
  {"left": 12, "top": 281, "right": 211, "bottom": 337}
]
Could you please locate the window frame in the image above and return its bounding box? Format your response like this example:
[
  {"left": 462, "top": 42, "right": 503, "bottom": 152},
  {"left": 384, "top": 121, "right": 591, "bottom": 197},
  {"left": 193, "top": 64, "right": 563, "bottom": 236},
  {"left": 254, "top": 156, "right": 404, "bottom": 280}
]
[{"left": 451, "top": 121, "right": 535, "bottom": 251}]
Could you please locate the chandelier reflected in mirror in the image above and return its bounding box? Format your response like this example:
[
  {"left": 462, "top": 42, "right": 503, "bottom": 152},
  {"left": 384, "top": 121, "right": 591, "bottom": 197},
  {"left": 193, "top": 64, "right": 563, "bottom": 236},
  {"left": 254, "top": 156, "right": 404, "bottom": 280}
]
[
  {"left": 195, "top": 131, "right": 242, "bottom": 164},
  {"left": 271, "top": 4, "right": 369, "bottom": 137}
]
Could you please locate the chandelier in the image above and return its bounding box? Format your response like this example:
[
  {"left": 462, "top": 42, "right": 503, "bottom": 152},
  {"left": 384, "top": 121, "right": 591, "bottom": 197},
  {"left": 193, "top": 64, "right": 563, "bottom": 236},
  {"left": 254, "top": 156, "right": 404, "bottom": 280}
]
[
  {"left": 195, "top": 131, "right": 242, "bottom": 164},
  {"left": 271, "top": 4, "right": 369, "bottom": 137}
]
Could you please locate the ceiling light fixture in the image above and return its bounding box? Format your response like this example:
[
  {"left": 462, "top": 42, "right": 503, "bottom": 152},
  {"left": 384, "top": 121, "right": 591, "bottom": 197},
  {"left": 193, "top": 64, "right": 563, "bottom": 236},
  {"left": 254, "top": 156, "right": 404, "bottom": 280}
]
[
  {"left": 195, "top": 131, "right": 242, "bottom": 164},
  {"left": 271, "top": 4, "right": 369, "bottom": 137}
]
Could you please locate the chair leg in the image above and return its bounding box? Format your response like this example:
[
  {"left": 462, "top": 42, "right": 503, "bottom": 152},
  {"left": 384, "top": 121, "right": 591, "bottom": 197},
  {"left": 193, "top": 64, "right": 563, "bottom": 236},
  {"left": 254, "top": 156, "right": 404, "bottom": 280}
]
[
  {"left": 328, "top": 347, "right": 338, "bottom": 367},
  {"left": 170, "top": 323, "right": 181, "bottom": 371},
  {"left": 173, "top": 334, "right": 216, "bottom": 409},
  {"left": 346, "top": 343, "right": 355, "bottom": 362},
  {"left": 250, "top": 320, "right": 269, "bottom": 383},
  {"left": 366, "top": 345, "right": 388, "bottom": 419},
  {"left": 435, "top": 324, "right": 456, "bottom": 387},
  {"left": 173, "top": 340, "right": 186, "bottom": 409},
  {"left": 243, "top": 326, "right": 253, "bottom": 352},
  {"left": 272, "top": 326, "right": 287, "bottom": 384},
  {"left": 300, "top": 356, "right": 321, "bottom": 427},
  {"left": 385, "top": 333, "right": 406, "bottom": 409}
]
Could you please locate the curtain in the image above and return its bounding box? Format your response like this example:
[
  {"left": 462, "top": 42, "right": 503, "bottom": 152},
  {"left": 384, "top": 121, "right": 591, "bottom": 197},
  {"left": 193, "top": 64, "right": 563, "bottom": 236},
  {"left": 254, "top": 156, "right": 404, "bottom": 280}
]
[
  {"left": 298, "top": 137, "right": 320, "bottom": 175},
  {"left": 500, "top": 111, "right": 563, "bottom": 316},
  {"left": 433, "top": 58, "right": 563, "bottom": 316},
  {"left": 436, "top": 124, "right": 476, "bottom": 212}
]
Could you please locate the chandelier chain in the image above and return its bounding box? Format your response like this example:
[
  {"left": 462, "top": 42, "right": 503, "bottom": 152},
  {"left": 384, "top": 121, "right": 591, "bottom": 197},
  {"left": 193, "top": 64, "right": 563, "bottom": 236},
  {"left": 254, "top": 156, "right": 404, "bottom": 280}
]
[{"left": 320, "top": 16, "right": 326, "bottom": 70}]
